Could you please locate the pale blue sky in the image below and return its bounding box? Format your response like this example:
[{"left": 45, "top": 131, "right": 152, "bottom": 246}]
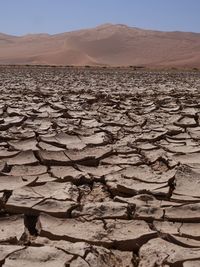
[{"left": 0, "top": 0, "right": 200, "bottom": 35}]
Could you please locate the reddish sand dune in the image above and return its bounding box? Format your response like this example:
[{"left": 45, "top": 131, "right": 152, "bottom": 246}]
[{"left": 0, "top": 24, "right": 200, "bottom": 67}]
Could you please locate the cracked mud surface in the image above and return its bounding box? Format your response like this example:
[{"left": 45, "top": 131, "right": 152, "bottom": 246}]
[{"left": 0, "top": 66, "right": 200, "bottom": 266}]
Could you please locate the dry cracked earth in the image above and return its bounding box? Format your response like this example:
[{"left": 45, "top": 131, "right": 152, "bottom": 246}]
[{"left": 0, "top": 66, "right": 200, "bottom": 267}]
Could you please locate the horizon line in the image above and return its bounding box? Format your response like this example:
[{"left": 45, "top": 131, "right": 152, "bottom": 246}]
[{"left": 1, "top": 23, "right": 200, "bottom": 37}]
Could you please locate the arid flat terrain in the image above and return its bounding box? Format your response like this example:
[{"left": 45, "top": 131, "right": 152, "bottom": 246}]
[
  {"left": 0, "top": 24, "right": 200, "bottom": 67},
  {"left": 0, "top": 66, "right": 200, "bottom": 266}
]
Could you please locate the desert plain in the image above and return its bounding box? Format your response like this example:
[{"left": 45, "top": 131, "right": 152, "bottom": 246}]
[{"left": 0, "top": 65, "right": 200, "bottom": 266}]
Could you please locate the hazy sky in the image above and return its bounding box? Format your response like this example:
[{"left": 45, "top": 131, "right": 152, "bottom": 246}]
[{"left": 0, "top": 0, "right": 200, "bottom": 35}]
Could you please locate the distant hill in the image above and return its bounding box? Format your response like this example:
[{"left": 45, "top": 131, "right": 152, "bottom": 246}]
[{"left": 0, "top": 24, "right": 200, "bottom": 67}]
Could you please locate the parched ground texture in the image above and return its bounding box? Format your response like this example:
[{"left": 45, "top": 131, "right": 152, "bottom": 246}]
[{"left": 0, "top": 66, "right": 200, "bottom": 267}]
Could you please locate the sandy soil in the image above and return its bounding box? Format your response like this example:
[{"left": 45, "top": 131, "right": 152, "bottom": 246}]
[
  {"left": 0, "top": 66, "right": 200, "bottom": 266},
  {"left": 0, "top": 24, "right": 200, "bottom": 67}
]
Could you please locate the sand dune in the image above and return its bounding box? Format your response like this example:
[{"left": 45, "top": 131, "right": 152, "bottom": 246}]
[{"left": 0, "top": 24, "right": 200, "bottom": 67}]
